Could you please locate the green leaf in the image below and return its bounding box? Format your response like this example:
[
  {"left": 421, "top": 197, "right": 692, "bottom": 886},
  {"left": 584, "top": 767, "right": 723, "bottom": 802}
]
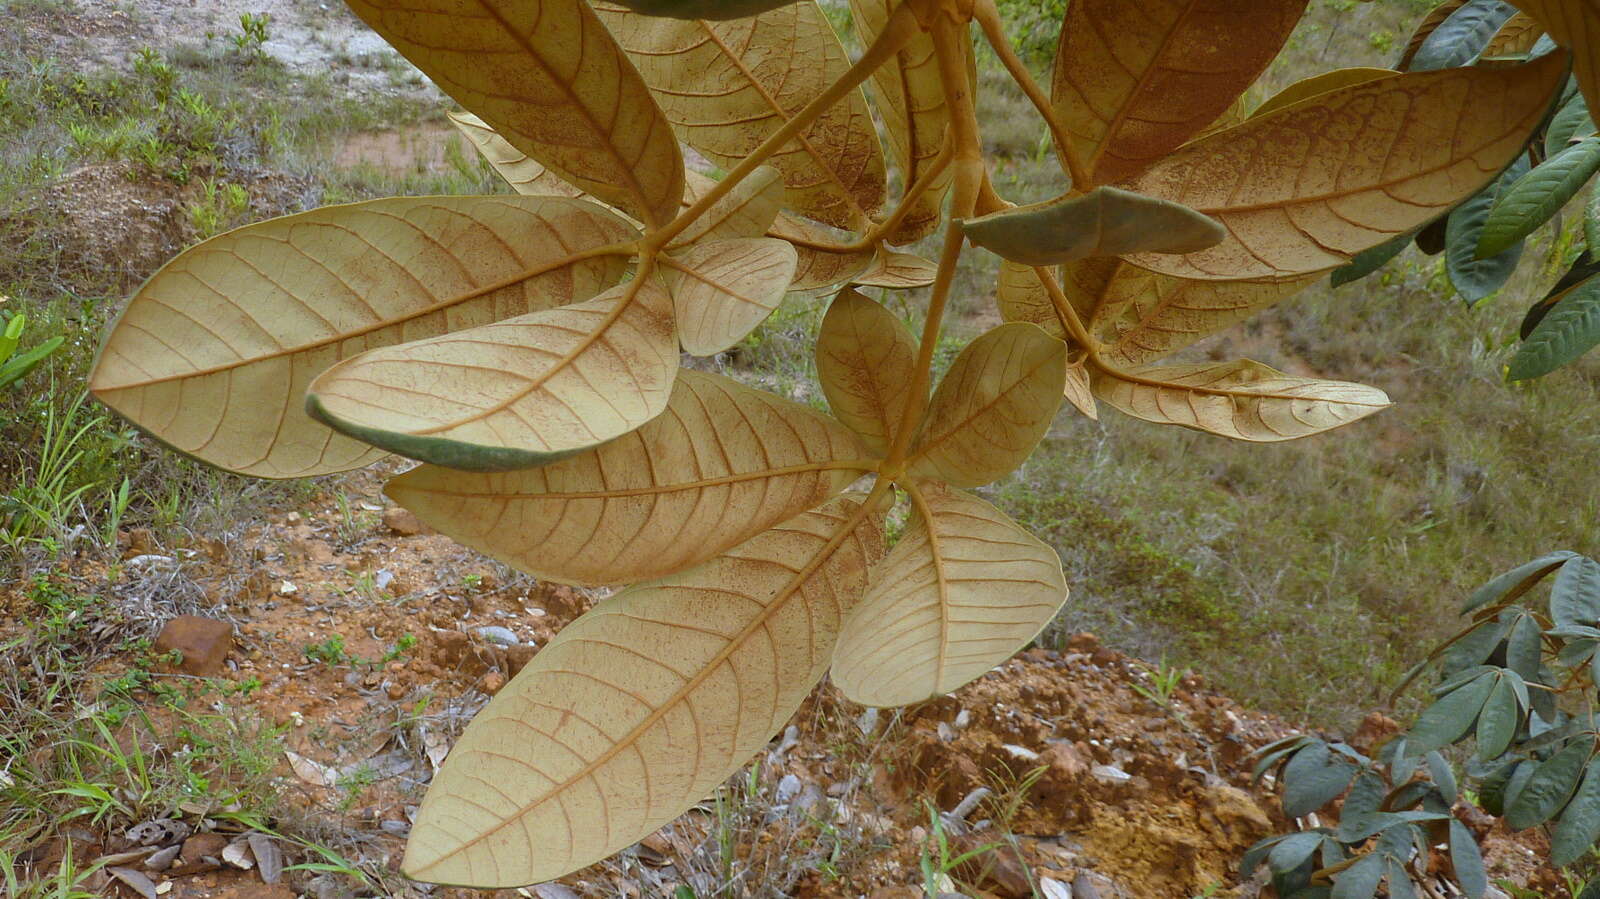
[
  {"left": 1548, "top": 89, "right": 1596, "bottom": 158},
  {"left": 1448, "top": 819, "right": 1488, "bottom": 899},
  {"left": 1445, "top": 155, "right": 1529, "bottom": 304},
  {"left": 1242, "top": 834, "right": 1291, "bottom": 879},
  {"left": 1428, "top": 750, "right": 1459, "bottom": 802},
  {"left": 960, "top": 186, "right": 1225, "bottom": 266},
  {"left": 1408, "top": 0, "right": 1519, "bottom": 72},
  {"left": 1268, "top": 831, "right": 1326, "bottom": 874},
  {"left": 1503, "top": 758, "right": 1537, "bottom": 813},
  {"left": 1282, "top": 741, "right": 1358, "bottom": 818},
  {"left": 1337, "top": 772, "right": 1389, "bottom": 842},
  {"left": 1475, "top": 674, "right": 1521, "bottom": 760},
  {"left": 1580, "top": 878, "right": 1600, "bottom": 899},
  {"left": 1410, "top": 671, "right": 1495, "bottom": 752},
  {"left": 1331, "top": 229, "right": 1416, "bottom": 287},
  {"left": 1479, "top": 138, "right": 1600, "bottom": 259},
  {"left": 1384, "top": 856, "right": 1418, "bottom": 899},
  {"left": 0, "top": 335, "right": 64, "bottom": 391},
  {"left": 1443, "top": 621, "right": 1510, "bottom": 678},
  {"left": 1479, "top": 759, "right": 1523, "bottom": 815},
  {"left": 1506, "top": 736, "right": 1595, "bottom": 830},
  {"left": 1587, "top": 189, "right": 1600, "bottom": 262},
  {"left": 1553, "top": 759, "right": 1600, "bottom": 866},
  {"left": 1510, "top": 274, "right": 1600, "bottom": 380},
  {"left": 1331, "top": 853, "right": 1383, "bottom": 899},
  {"left": 1554, "top": 557, "right": 1600, "bottom": 627},
  {"left": 1505, "top": 613, "right": 1543, "bottom": 683},
  {"left": 1254, "top": 737, "right": 1313, "bottom": 785},
  {"left": 1464, "top": 552, "right": 1579, "bottom": 613}
]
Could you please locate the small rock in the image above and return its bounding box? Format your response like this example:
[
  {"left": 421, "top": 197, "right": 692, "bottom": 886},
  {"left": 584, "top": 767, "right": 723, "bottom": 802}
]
[
  {"left": 278, "top": 580, "right": 298, "bottom": 596},
  {"left": 1002, "top": 744, "right": 1039, "bottom": 762},
  {"left": 379, "top": 819, "right": 410, "bottom": 836},
  {"left": 385, "top": 681, "right": 407, "bottom": 701},
  {"left": 285, "top": 512, "right": 301, "bottom": 524},
  {"left": 1039, "top": 877, "right": 1073, "bottom": 899},
  {"left": 382, "top": 507, "right": 427, "bottom": 536},
  {"left": 153, "top": 617, "right": 234, "bottom": 677},
  {"left": 180, "top": 832, "right": 228, "bottom": 863},
  {"left": 937, "top": 721, "right": 957, "bottom": 742},
  {"left": 953, "top": 709, "right": 971, "bottom": 730},
  {"left": 373, "top": 569, "right": 395, "bottom": 590},
  {"left": 1044, "top": 741, "right": 1088, "bottom": 779},
  {"left": 776, "top": 773, "right": 802, "bottom": 802},
  {"left": 478, "top": 671, "right": 506, "bottom": 695},
  {"left": 533, "top": 886, "right": 582, "bottom": 899},
  {"left": 476, "top": 626, "right": 519, "bottom": 646},
  {"left": 1090, "top": 764, "right": 1131, "bottom": 785}
]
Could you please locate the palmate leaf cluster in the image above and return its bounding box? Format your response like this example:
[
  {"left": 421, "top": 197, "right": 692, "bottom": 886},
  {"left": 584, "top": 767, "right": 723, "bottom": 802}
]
[
  {"left": 81, "top": 0, "right": 1600, "bottom": 888},
  {"left": 1249, "top": 552, "right": 1600, "bottom": 899},
  {"left": 1337, "top": 0, "right": 1600, "bottom": 381}
]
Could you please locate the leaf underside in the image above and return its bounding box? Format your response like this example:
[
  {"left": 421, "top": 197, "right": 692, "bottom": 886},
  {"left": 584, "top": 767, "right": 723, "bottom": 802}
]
[
  {"left": 91, "top": 196, "right": 635, "bottom": 478},
  {"left": 403, "top": 495, "right": 884, "bottom": 886},
  {"left": 385, "top": 370, "right": 869, "bottom": 586}
]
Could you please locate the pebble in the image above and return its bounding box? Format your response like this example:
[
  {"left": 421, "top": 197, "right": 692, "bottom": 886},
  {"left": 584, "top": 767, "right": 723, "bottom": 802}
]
[
  {"left": 476, "top": 625, "right": 519, "bottom": 646},
  {"left": 1090, "top": 764, "right": 1131, "bottom": 785},
  {"left": 776, "top": 773, "right": 802, "bottom": 802}
]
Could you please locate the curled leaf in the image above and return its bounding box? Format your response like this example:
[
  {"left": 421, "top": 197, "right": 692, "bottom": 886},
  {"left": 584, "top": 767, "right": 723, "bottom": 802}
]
[
  {"left": 961, "top": 187, "right": 1225, "bottom": 267},
  {"left": 307, "top": 274, "right": 677, "bottom": 471},
  {"left": 1091, "top": 359, "right": 1392, "bottom": 442},
  {"left": 853, "top": 249, "right": 940, "bottom": 289},
  {"left": 448, "top": 111, "right": 590, "bottom": 200},
  {"left": 386, "top": 370, "right": 869, "bottom": 585},
  {"left": 603, "top": 0, "right": 800, "bottom": 18}
]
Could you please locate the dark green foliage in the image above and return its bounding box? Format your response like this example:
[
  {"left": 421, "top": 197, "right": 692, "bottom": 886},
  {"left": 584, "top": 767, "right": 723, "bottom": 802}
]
[
  {"left": 1445, "top": 156, "right": 1528, "bottom": 304},
  {"left": 1247, "top": 552, "right": 1600, "bottom": 897},
  {"left": 1405, "top": 0, "right": 1518, "bottom": 72}
]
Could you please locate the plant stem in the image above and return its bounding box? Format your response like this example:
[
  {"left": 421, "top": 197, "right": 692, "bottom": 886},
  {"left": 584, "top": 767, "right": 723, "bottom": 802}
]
[
  {"left": 642, "top": 2, "right": 923, "bottom": 251},
  {"left": 879, "top": 15, "right": 985, "bottom": 476},
  {"left": 972, "top": 0, "right": 1090, "bottom": 190}
]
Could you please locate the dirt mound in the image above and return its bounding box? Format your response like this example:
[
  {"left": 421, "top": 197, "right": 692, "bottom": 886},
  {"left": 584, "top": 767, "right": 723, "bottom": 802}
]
[{"left": 1, "top": 465, "right": 1565, "bottom": 897}]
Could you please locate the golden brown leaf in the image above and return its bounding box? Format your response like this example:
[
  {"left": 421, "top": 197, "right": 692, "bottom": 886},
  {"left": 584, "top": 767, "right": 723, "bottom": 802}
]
[
  {"left": 909, "top": 323, "right": 1067, "bottom": 488},
  {"left": 770, "top": 211, "right": 875, "bottom": 291},
  {"left": 850, "top": 0, "right": 959, "bottom": 243},
  {"left": 1080, "top": 262, "right": 1319, "bottom": 367},
  {"left": 831, "top": 482, "right": 1067, "bottom": 707},
  {"left": 1050, "top": 0, "right": 1308, "bottom": 185},
  {"left": 1063, "top": 363, "right": 1097, "bottom": 420},
  {"left": 91, "top": 197, "right": 635, "bottom": 478},
  {"left": 1483, "top": 12, "right": 1546, "bottom": 58},
  {"left": 962, "top": 186, "right": 1225, "bottom": 266},
  {"left": 385, "top": 371, "right": 870, "bottom": 585},
  {"left": 676, "top": 169, "right": 786, "bottom": 247},
  {"left": 1120, "top": 54, "right": 1565, "bottom": 279},
  {"left": 306, "top": 273, "right": 677, "bottom": 470},
  {"left": 1504, "top": 2, "right": 1600, "bottom": 117},
  {"left": 853, "top": 249, "right": 940, "bottom": 289},
  {"left": 665, "top": 238, "right": 797, "bottom": 355},
  {"left": 996, "top": 261, "right": 1065, "bottom": 340},
  {"left": 1250, "top": 68, "right": 1397, "bottom": 119},
  {"left": 403, "top": 495, "right": 884, "bottom": 886},
  {"left": 1091, "top": 358, "right": 1392, "bottom": 441},
  {"left": 816, "top": 289, "right": 918, "bottom": 455},
  {"left": 447, "top": 111, "right": 589, "bottom": 199},
  {"left": 346, "top": 0, "right": 684, "bottom": 228},
  {"left": 593, "top": 2, "right": 887, "bottom": 230}
]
